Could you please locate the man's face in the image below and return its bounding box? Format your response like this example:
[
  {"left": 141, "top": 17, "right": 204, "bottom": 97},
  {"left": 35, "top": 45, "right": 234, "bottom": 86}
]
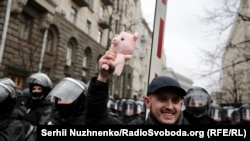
[
  {"left": 144, "top": 90, "right": 183, "bottom": 124},
  {"left": 124, "top": 104, "right": 135, "bottom": 116},
  {"left": 50, "top": 96, "right": 73, "bottom": 104},
  {"left": 212, "top": 109, "right": 221, "bottom": 122},
  {"left": 31, "top": 85, "right": 44, "bottom": 100},
  {"left": 32, "top": 85, "right": 43, "bottom": 93}
]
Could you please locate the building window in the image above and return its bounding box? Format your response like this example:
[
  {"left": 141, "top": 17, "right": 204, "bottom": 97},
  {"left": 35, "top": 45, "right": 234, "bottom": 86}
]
[
  {"left": 82, "top": 48, "right": 91, "bottom": 78},
  {"left": 86, "top": 20, "right": 91, "bottom": 34},
  {"left": 97, "top": 55, "right": 102, "bottom": 72},
  {"left": 66, "top": 40, "right": 74, "bottom": 66},
  {"left": 19, "top": 13, "right": 32, "bottom": 40},
  {"left": 123, "top": 24, "right": 127, "bottom": 31},
  {"left": 99, "top": 6, "right": 104, "bottom": 18},
  {"left": 87, "top": 0, "right": 93, "bottom": 9},
  {"left": 115, "top": 20, "right": 119, "bottom": 33},
  {"left": 8, "top": 74, "right": 25, "bottom": 90},
  {"left": 125, "top": 4, "right": 128, "bottom": 15},
  {"left": 82, "top": 48, "right": 91, "bottom": 68},
  {"left": 46, "top": 29, "right": 54, "bottom": 53},
  {"left": 97, "top": 30, "right": 102, "bottom": 43},
  {"left": 82, "top": 54, "right": 87, "bottom": 68},
  {"left": 113, "top": 0, "right": 119, "bottom": 13},
  {"left": 45, "top": 27, "right": 58, "bottom": 55},
  {"left": 70, "top": 7, "right": 77, "bottom": 24}
]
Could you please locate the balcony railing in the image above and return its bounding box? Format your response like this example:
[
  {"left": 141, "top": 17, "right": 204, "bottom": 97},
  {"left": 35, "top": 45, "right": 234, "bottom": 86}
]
[
  {"left": 28, "top": 0, "right": 58, "bottom": 14},
  {"left": 98, "top": 16, "right": 109, "bottom": 29},
  {"left": 101, "top": 0, "right": 113, "bottom": 6},
  {"left": 72, "top": 0, "right": 89, "bottom": 7}
]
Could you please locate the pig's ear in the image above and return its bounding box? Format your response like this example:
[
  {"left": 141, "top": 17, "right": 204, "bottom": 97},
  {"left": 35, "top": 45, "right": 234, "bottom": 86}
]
[{"left": 134, "top": 32, "right": 139, "bottom": 41}]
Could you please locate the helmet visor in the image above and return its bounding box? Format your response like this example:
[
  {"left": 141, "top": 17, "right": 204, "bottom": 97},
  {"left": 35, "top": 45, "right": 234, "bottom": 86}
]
[
  {"left": 242, "top": 109, "right": 250, "bottom": 121},
  {"left": 48, "top": 78, "right": 86, "bottom": 104},
  {"left": 0, "top": 83, "right": 16, "bottom": 102},
  {"left": 210, "top": 109, "right": 221, "bottom": 122},
  {"left": 0, "top": 85, "right": 10, "bottom": 103},
  {"left": 136, "top": 100, "right": 145, "bottom": 114},
  {"left": 107, "top": 99, "right": 115, "bottom": 109},
  {"left": 123, "top": 104, "right": 136, "bottom": 116},
  {"left": 187, "top": 94, "right": 208, "bottom": 108},
  {"left": 185, "top": 94, "right": 209, "bottom": 117}
]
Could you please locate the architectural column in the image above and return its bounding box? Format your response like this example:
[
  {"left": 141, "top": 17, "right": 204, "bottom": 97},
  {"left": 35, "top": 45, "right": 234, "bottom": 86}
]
[{"left": 38, "top": 13, "right": 54, "bottom": 72}]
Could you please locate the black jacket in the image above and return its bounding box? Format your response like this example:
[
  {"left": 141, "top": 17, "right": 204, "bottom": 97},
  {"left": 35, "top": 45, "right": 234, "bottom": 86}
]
[
  {"left": 24, "top": 99, "right": 52, "bottom": 125},
  {"left": 0, "top": 119, "right": 26, "bottom": 141},
  {"left": 85, "top": 77, "right": 124, "bottom": 125},
  {"left": 0, "top": 111, "right": 36, "bottom": 141},
  {"left": 183, "top": 110, "right": 217, "bottom": 125},
  {"left": 48, "top": 110, "right": 85, "bottom": 125}
]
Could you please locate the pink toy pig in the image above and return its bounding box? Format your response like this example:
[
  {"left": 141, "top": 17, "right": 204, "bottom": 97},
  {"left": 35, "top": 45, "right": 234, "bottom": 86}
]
[{"left": 102, "top": 31, "right": 139, "bottom": 76}]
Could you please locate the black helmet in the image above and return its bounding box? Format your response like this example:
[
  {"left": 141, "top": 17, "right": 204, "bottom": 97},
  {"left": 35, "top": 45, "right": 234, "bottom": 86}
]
[
  {"left": 223, "top": 106, "right": 235, "bottom": 123},
  {"left": 184, "top": 86, "right": 211, "bottom": 118},
  {"left": 0, "top": 78, "right": 17, "bottom": 119},
  {"left": 27, "top": 72, "right": 53, "bottom": 100},
  {"left": 122, "top": 99, "right": 137, "bottom": 117},
  {"left": 116, "top": 98, "right": 126, "bottom": 112},
  {"left": 48, "top": 77, "right": 87, "bottom": 118},
  {"left": 239, "top": 104, "right": 250, "bottom": 124},
  {"left": 209, "top": 103, "right": 223, "bottom": 123},
  {"left": 231, "top": 108, "right": 240, "bottom": 124}
]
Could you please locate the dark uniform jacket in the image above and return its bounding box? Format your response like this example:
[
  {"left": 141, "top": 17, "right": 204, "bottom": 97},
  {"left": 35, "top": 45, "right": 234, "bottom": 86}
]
[
  {"left": 0, "top": 119, "right": 26, "bottom": 141},
  {"left": 24, "top": 99, "right": 52, "bottom": 125},
  {"left": 0, "top": 111, "right": 36, "bottom": 141},
  {"left": 183, "top": 110, "right": 217, "bottom": 125},
  {"left": 48, "top": 110, "right": 85, "bottom": 125}
]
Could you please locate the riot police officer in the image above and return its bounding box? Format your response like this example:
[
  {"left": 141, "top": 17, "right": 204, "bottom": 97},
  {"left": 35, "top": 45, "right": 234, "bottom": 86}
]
[
  {"left": 120, "top": 99, "right": 137, "bottom": 124},
  {"left": 0, "top": 78, "right": 35, "bottom": 141},
  {"left": 107, "top": 95, "right": 118, "bottom": 117},
  {"left": 24, "top": 72, "right": 53, "bottom": 125},
  {"left": 238, "top": 103, "right": 250, "bottom": 124},
  {"left": 183, "top": 86, "right": 217, "bottom": 125},
  {"left": 135, "top": 98, "right": 146, "bottom": 121},
  {"left": 47, "top": 77, "right": 87, "bottom": 125},
  {"left": 209, "top": 103, "right": 224, "bottom": 124},
  {"left": 231, "top": 108, "right": 240, "bottom": 124}
]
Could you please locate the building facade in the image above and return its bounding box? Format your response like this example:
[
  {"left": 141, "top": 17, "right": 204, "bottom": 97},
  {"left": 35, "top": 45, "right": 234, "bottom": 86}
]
[
  {"left": 166, "top": 67, "right": 193, "bottom": 91},
  {"left": 0, "top": 0, "right": 156, "bottom": 99},
  {"left": 220, "top": 0, "right": 250, "bottom": 104},
  {"left": 0, "top": 0, "right": 106, "bottom": 89}
]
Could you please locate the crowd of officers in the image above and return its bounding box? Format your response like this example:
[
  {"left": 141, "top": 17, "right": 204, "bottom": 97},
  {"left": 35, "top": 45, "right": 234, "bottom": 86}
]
[
  {"left": 1, "top": 51, "right": 250, "bottom": 141},
  {"left": 1, "top": 72, "right": 250, "bottom": 141},
  {"left": 108, "top": 88, "right": 250, "bottom": 126}
]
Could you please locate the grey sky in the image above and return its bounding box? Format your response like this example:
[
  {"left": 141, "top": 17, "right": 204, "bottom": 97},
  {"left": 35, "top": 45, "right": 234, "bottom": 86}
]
[{"left": 141, "top": 0, "right": 231, "bottom": 91}]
